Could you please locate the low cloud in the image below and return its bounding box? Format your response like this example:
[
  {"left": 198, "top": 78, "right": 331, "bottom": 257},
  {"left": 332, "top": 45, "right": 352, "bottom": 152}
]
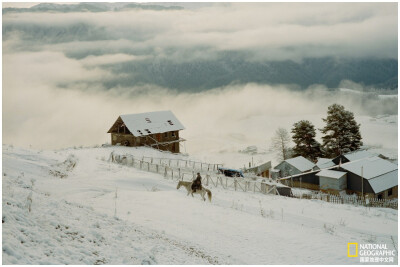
[
  {"left": 3, "top": 51, "right": 397, "bottom": 151},
  {"left": 2, "top": 3, "right": 397, "bottom": 153}
]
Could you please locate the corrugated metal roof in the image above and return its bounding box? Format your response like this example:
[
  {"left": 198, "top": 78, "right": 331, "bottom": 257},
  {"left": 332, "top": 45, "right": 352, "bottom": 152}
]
[
  {"left": 344, "top": 150, "right": 377, "bottom": 161},
  {"left": 285, "top": 156, "right": 315, "bottom": 172},
  {"left": 120, "top": 110, "right": 185, "bottom": 136},
  {"left": 316, "top": 158, "right": 335, "bottom": 169},
  {"left": 340, "top": 156, "right": 398, "bottom": 179},
  {"left": 317, "top": 169, "right": 347, "bottom": 179},
  {"left": 368, "top": 170, "right": 398, "bottom": 193}
]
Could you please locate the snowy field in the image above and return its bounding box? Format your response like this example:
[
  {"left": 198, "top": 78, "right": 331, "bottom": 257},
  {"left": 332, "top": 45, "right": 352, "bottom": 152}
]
[{"left": 2, "top": 145, "right": 398, "bottom": 265}]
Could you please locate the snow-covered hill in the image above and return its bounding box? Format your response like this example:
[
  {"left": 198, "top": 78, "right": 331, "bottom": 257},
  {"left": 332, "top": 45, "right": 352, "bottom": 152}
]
[{"left": 2, "top": 145, "right": 398, "bottom": 264}]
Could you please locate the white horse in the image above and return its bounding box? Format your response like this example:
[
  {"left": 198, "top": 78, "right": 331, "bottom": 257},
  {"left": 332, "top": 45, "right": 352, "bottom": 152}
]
[{"left": 176, "top": 180, "right": 212, "bottom": 202}]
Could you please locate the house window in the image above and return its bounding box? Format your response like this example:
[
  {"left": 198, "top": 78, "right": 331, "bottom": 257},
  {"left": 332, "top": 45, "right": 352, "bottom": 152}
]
[
  {"left": 145, "top": 118, "right": 151, "bottom": 123},
  {"left": 388, "top": 188, "right": 393, "bottom": 196},
  {"left": 137, "top": 130, "right": 143, "bottom": 135},
  {"left": 145, "top": 129, "right": 151, "bottom": 134},
  {"left": 172, "top": 131, "right": 176, "bottom": 137},
  {"left": 164, "top": 132, "right": 168, "bottom": 138},
  {"left": 167, "top": 120, "right": 174, "bottom": 125}
]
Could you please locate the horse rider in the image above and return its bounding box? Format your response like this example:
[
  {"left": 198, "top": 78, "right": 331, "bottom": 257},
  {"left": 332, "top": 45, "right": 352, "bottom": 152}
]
[{"left": 192, "top": 173, "right": 202, "bottom": 193}]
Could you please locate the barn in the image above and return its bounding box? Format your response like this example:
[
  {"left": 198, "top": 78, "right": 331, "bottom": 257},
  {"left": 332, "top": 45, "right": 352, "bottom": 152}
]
[
  {"left": 107, "top": 110, "right": 185, "bottom": 153},
  {"left": 332, "top": 150, "right": 378, "bottom": 165},
  {"left": 338, "top": 156, "right": 398, "bottom": 199}
]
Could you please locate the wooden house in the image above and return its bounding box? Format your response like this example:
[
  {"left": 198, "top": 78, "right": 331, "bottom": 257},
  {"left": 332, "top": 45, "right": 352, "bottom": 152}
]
[{"left": 107, "top": 110, "right": 185, "bottom": 153}]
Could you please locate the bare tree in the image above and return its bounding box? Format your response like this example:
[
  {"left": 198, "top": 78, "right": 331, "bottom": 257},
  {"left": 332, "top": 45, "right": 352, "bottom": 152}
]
[{"left": 270, "top": 128, "right": 292, "bottom": 162}]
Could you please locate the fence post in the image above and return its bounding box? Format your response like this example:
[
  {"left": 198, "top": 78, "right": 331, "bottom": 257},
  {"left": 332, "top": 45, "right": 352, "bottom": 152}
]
[
  {"left": 178, "top": 168, "right": 181, "bottom": 179},
  {"left": 206, "top": 175, "right": 209, "bottom": 186},
  {"left": 147, "top": 162, "right": 150, "bottom": 171},
  {"left": 234, "top": 179, "right": 237, "bottom": 191}
]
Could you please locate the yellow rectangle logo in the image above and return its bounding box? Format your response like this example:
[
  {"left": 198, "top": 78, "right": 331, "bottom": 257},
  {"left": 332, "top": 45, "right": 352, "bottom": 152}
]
[{"left": 348, "top": 243, "right": 358, "bottom": 257}]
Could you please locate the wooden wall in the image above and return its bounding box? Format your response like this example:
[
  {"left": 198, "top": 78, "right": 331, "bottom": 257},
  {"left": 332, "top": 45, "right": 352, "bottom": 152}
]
[{"left": 111, "top": 130, "right": 180, "bottom": 153}]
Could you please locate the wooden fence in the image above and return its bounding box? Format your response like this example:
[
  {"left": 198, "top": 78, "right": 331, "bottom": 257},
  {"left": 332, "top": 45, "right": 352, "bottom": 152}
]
[
  {"left": 140, "top": 155, "right": 223, "bottom": 172},
  {"left": 108, "top": 152, "right": 398, "bottom": 209},
  {"left": 292, "top": 191, "right": 398, "bottom": 209},
  {"left": 108, "top": 152, "right": 278, "bottom": 195}
]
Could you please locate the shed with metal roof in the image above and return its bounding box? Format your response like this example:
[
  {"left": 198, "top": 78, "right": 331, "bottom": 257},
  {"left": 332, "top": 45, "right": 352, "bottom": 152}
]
[
  {"left": 274, "top": 156, "right": 315, "bottom": 178},
  {"left": 317, "top": 169, "right": 347, "bottom": 192}
]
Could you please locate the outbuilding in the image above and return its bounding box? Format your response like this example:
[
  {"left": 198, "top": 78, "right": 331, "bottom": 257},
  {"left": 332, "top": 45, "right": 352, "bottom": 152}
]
[
  {"left": 245, "top": 161, "right": 272, "bottom": 177},
  {"left": 314, "top": 158, "right": 335, "bottom": 170},
  {"left": 274, "top": 156, "right": 315, "bottom": 178},
  {"left": 317, "top": 169, "right": 347, "bottom": 194}
]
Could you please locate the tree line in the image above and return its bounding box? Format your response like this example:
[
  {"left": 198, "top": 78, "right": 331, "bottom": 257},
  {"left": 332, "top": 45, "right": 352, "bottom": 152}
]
[{"left": 271, "top": 104, "right": 363, "bottom": 162}]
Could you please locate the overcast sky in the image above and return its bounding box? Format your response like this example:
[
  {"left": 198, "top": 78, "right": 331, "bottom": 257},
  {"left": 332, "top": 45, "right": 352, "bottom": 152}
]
[{"left": 2, "top": 2, "right": 398, "bottom": 151}]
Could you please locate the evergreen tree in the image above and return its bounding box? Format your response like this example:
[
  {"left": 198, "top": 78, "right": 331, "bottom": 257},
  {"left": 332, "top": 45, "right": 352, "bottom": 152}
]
[
  {"left": 291, "top": 120, "right": 321, "bottom": 161},
  {"left": 320, "top": 104, "right": 363, "bottom": 158}
]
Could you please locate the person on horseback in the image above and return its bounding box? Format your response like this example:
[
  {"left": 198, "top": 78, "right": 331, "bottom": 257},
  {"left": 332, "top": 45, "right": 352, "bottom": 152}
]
[{"left": 192, "top": 173, "right": 202, "bottom": 193}]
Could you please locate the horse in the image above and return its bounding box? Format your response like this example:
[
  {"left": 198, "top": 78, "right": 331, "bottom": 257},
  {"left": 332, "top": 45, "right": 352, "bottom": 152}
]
[{"left": 176, "top": 180, "right": 212, "bottom": 202}]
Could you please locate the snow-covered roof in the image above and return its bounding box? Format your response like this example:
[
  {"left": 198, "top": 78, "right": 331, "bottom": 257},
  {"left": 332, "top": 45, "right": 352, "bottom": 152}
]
[
  {"left": 285, "top": 156, "right": 315, "bottom": 172},
  {"left": 316, "top": 158, "right": 335, "bottom": 169},
  {"left": 368, "top": 170, "right": 398, "bottom": 194},
  {"left": 119, "top": 110, "right": 185, "bottom": 136},
  {"left": 246, "top": 161, "right": 271, "bottom": 174},
  {"left": 343, "top": 150, "right": 377, "bottom": 162},
  {"left": 316, "top": 169, "right": 346, "bottom": 179},
  {"left": 340, "top": 156, "right": 397, "bottom": 180}
]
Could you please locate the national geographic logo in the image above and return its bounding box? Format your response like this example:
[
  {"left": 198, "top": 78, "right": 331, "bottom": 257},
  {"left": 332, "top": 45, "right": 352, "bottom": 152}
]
[
  {"left": 348, "top": 243, "right": 396, "bottom": 263},
  {"left": 348, "top": 243, "right": 358, "bottom": 257}
]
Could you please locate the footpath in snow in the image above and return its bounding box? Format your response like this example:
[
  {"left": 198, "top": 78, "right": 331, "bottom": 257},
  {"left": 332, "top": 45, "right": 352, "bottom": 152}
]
[{"left": 2, "top": 145, "right": 398, "bottom": 264}]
